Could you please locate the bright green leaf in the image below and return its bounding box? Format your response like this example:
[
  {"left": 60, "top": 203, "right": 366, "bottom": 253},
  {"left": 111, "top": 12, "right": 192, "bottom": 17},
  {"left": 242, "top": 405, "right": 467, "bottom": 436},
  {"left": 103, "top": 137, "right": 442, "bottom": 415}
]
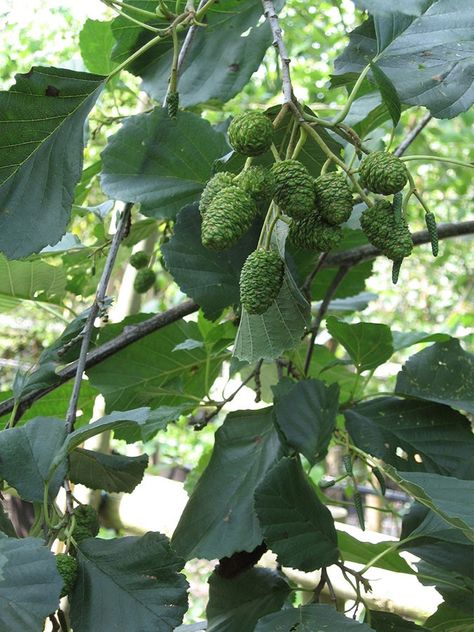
[
  {"left": 172, "top": 408, "right": 283, "bottom": 560},
  {"left": 0, "top": 535, "right": 62, "bottom": 631},
  {"left": 0, "top": 67, "right": 104, "bottom": 258},
  {"left": 326, "top": 317, "right": 393, "bottom": 372},
  {"left": 337, "top": 531, "right": 413, "bottom": 574},
  {"left": 79, "top": 19, "right": 115, "bottom": 75},
  {"left": 273, "top": 378, "right": 339, "bottom": 465},
  {"left": 207, "top": 567, "right": 290, "bottom": 632},
  {"left": 70, "top": 533, "right": 188, "bottom": 632},
  {"left": 254, "top": 457, "right": 339, "bottom": 571}
]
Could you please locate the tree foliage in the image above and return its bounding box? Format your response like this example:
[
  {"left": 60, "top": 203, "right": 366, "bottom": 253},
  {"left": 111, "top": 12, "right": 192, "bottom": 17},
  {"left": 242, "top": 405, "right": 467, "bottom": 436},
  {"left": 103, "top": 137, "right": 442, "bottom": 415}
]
[{"left": 0, "top": 1, "right": 473, "bottom": 631}]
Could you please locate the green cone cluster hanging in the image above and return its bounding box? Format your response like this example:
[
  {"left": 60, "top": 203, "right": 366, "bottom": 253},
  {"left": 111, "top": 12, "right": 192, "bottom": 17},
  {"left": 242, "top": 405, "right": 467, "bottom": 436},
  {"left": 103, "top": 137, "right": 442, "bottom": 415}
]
[
  {"left": 360, "top": 200, "right": 413, "bottom": 260},
  {"left": 72, "top": 505, "right": 100, "bottom": 543},
  {"left": 290, "top": 209, "right": 343, "bottom": 252},
  {"left": 56, "top": 554, "right": 78, "bottom": 598},
  {"left": 134, "top": 268, "right": 156, "bottom": 294},
  {"left": 199, "top": 171, "right": 234, "bottom": 216},
  {"left": 271, "top": 159, "right": 315, "bottom": 219},
  {"left": 129, "top": 251, "right": 149, "bottom": 270},
  {"left": 235, "top": 165, "right": 276, "bottom": 206},
  {"left": 239, "top": 248, "right": 284, "bottom": 315},
  {"left": 359, "top": 151, "right": 408, "bottom": 195},
  {"left": 314, "top": 172, "right": 353, "bottom": 225},
  {"left": 201, "top": 186, "right": 257, "bottom": 251},
  {"left": 228, "top": 111, "right": 274, "bottom": 157}
]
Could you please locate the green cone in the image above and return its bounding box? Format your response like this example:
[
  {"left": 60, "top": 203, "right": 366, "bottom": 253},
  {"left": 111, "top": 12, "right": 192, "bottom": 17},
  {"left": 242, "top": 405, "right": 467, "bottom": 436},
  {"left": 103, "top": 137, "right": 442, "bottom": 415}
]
[
  {"left": 234, "top": 165, "right": 275, "bottom": 206},
  {"left": 201, "top": 186, "right": 257, "bottom": 251},
  {"left": 228, "top": 111, "right": 274, "bottom": 157},
  {"left": 359, "top": 151, "right": 408, "bottom": 195},
  {"left": 289, "top": 210, "right": 343, "bottom": 252},
  {"left": 360, "top": 199, "right": 413, "bottom": 260},
  {"left": 239, "top": 248, "right": 284, "bottom": 315},
  {"left": 129, "top": 251, "right": 149, "bottom": 270},
  {"left": 199, "top": 172, "right": 235, "bottom": 216},
  {"left": 133, "top": 268, "right": 156, "bottom": 294},
  {"left": 314, "top": 172, "right": 353, "bottom": 225},
  {"left": 271, "top": 159, "right": 314, "bottom": 219},
  {"left": 56, "top": 554, "right": 78, "bottom": 598}
]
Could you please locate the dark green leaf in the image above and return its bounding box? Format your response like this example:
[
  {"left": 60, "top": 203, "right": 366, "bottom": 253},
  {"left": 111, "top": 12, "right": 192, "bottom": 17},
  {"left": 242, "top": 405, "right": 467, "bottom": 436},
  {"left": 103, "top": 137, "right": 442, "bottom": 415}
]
[
  {"left": 354, "top": 0, "right": 431, "bottom": 17},
  {"left": 391, "top": 331, "right": 451, "bottom": 351},
  {"left": 172, "top": 408, "right": 283, "bottom": 560},
  {"left": 369, "top": 62, "right": 401, "bottom": 127},
  {"left": 345, "top": 397, "right": 474, "bottom": 476},
  {"left": 395, "top": 339, "right": 474, "bottom": 414},
  {"left": 0, "top": 417, "right": 66, "bottom": 502},
  {"left": 337, "top": 531, "right": 413, "bottom": 574},
  {"left": 369, "top": 611, "right": 429, "bottom": 631},
  {"left": 79, "top": 19, "right": 115, "bottom": 75},
  {"left": 383, "top": 467, "right": 474, "bottom": 542},
  {"left": 87, "top": 317, "right": 226, "bottom": 412},
  {"left": 0, "top": 535, "right": 62, "bottom": 631},
  {"left": 207, "top": 567, "right": 290, "bottom": 632},
  {"left": 402, "top": 503, "right": 472, "bottom": 545},
  {"left": 254, "top": 457, "right": 339, "bottom": 571},
  {"left": 0, "top": 254, "right": 66, "bottom": 312},
  {"left": 334, "top": 4, "right": 474, "bottom": 118},
  {"left": 273, "top": 378, "right": 339, "bottom": 465},
  {"left": 71, "top": 533, "right": 188, "bottom": 632},
  {"left": 0, "top": 67, "right": 104, "bottom": 258},
  {"left": 101, "top": 107, "right": 228, "bottom": 220},
  {"left": 162, "top": 204, "right": 260, "bottom": 320},
  {"left": 113, "top": 1, "right": 284, "bottom": 107},
  {"left": 69, "top": 449, "right": 148, "bottom": 493},
  {"left": 115, "top": 405, "right": 189, "bottom": 443},
  {"left": 255, "top": 603, "right": 373, "bottom": 631},
  {"left": 326, "top": 317, "right": 393, "bottom": 372},
  {"left": 406, "top": 538, "right": 474, "bottom": 580}
]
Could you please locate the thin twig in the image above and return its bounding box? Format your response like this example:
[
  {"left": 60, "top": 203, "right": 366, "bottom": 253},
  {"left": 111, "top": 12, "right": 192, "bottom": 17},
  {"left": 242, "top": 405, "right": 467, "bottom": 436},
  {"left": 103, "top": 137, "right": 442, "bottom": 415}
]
[
  {"left": 1, "top": 220, "right": 472, "bottom": 422},
  {"left": 262, "top": 0, "right": 293, "bottom": 103},
  {"left": 301, "top": 252, "right": 329, "bottom": 300},
  {"left": 394, "top": 112, "right": 432, "bottom": 157},
  {"left": 65, "top": 203, "right": 133, "bottom": 434},
  {"left": 303, "top": 265, "right": 350, "bottom": 376}
]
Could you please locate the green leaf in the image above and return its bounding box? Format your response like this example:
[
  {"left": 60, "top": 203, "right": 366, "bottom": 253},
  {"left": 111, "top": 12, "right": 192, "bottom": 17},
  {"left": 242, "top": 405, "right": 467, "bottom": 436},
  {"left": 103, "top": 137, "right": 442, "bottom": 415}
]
[
  {"left": 337, "top": 531, "right": 413, "bottom": 574},
  {"left": 254, "top": 457, "right": 339, "bottom": 571},
  {"left": 0, "top": 254, "right": 66, "bottom": 312},
  {"left": 101, "top": 107, "right": 229, "bottom": 220},
  {"left": 426, "top": 603, "right": 474, "bottom": 632},
  {"left": 273, "top": 378, "right": 339, "bottom": 465},
  {"left": 402, "top": 503, "right": 472, "bottom": 545},
  {"left": 369, "top": 611, "right": 429, "bottom": 631},
  {"left": 395, "top": 339, "right": 474, "bottom": 414},
  {"left": 162, "top": 204, "right": 260, "bottom": 320},
  {"left": 69, "top": 449, "right": 148, "bottom": 493},
  {"left": 369, "top": 61, "right": 401, "bottom": 127},
  {"left": 207, "top": 567, "right": 290, "bottom": 632},
  {"left": 391, "top": 331, "right": 451, "bottom": 351},
  {"left": 0, "top": 505, "right": 16, "bottom": 538},
  {"left": 345, "top": 397, "right": 474, "bottom": 476},
  {"left": 334, "top": 3, "right": 474, "bottom": 118},
  {"left": 70, "top": 533, "right": 188, "bottom": 632},
  {"left": 234, "top": 220, "right": 310, "bottom": 363},
  {"left": 0, "top": 67, "right": 105, "bottom": 258},
  {"left": 172, "top": 408, "right": 283, "bottom": 560},
  {"left": 326, "top": 317, "right": 393, "bottom": 372},
  {"left": 0, "top": 535, "right": 62, "bottom": 631},
  {"left": 112, "top": 1, "right": 284, "bottom": 107},
  {"left": 79, "top": 19, "right": 115, "bottom": 75},
  {"left": 115, "top": 405, "right": 189, "bottom": 443},
  {"left": 0, "top": 417, "right": 67, "bottom": 502},
  {"left": 87, "top": 317, "right": 226, "bottom": 412},
  {"left": 255, "top": 603, "right": 373, "bottom": 631},
  {"left": 383, "top": 467, "right": 474, "bottom": 542}
]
